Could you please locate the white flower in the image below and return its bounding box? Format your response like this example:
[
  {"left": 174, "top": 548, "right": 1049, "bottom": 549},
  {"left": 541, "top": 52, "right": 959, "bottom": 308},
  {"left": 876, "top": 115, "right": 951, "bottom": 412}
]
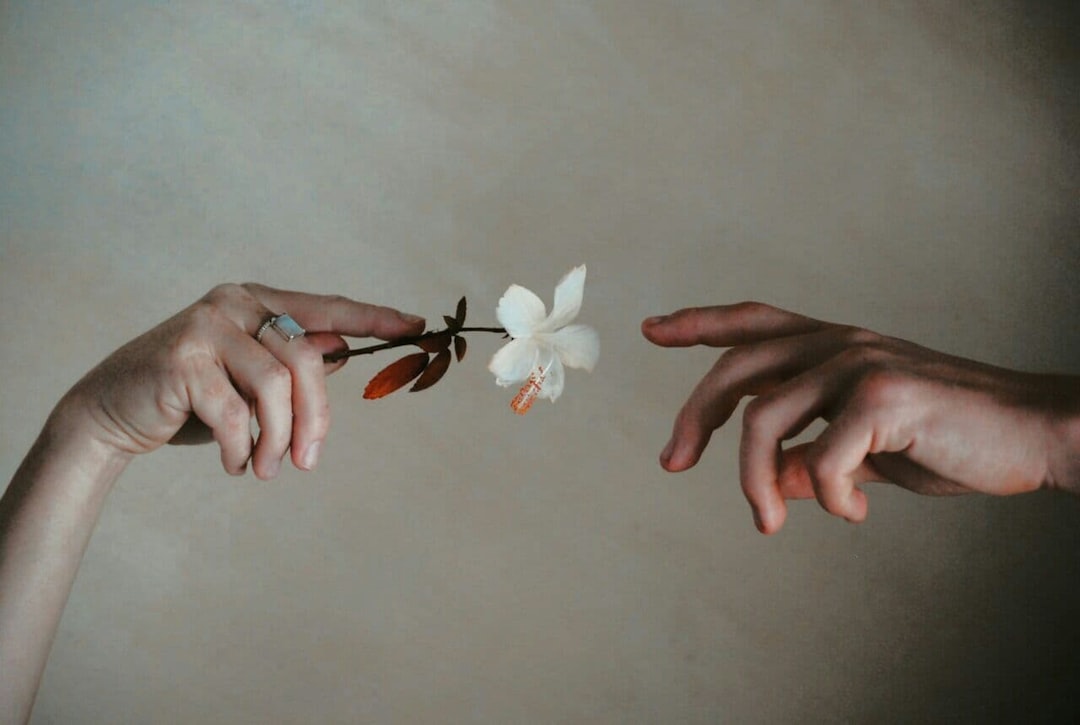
[{"left": 488, "top": 265, "right": 600, "bottom": 414}]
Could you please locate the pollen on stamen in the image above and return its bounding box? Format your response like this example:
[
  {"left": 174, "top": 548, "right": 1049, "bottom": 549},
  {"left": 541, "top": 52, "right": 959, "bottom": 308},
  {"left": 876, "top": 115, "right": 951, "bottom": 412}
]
[{"left": 510, "top": 368, "right": 546, "bottom": 415}]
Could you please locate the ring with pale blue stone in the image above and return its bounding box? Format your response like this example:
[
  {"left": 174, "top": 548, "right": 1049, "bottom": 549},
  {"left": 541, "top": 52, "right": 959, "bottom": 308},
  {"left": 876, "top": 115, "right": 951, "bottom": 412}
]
[{"left": 255, "top": 313, "right": 306, "bottom": 343}]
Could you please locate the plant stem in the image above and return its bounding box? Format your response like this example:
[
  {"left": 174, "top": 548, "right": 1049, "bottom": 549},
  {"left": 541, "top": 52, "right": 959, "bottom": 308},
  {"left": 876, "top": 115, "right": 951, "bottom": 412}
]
[{"left": 323, "top": 326, "right": 507, "bottom": 362}]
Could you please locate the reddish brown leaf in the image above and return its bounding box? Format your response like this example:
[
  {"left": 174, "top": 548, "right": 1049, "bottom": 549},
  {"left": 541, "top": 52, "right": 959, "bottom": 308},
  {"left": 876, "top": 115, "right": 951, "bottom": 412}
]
[
  {"left": 410, "top": 349, "right": 451, "bottom": 392},
  {"left": 443, "top": 314, "right": 458, "bottom": 329},
  {"left": 454, "top": 296, "right": 467, "bottom": 327},
  {"left": 364, "top": 352, "right": 429, "bottom": 399},
  {"left": 415, "top": 332, "right": 452, "bottom": 353},
  {"left": 454, "top": 335, "right": 467, "bottom": 362}
]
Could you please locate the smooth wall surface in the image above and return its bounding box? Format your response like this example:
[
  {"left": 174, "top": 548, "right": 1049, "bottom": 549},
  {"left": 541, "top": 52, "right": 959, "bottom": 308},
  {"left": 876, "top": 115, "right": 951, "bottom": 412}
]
[{"left": 2, "top": 2, "right": 1078, "bottom": 722}]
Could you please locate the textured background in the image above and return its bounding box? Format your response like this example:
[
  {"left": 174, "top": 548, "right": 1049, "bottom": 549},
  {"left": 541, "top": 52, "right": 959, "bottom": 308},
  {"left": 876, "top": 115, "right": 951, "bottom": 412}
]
[{"left": 2, "top": 1, "right": 1079, "bottom": 722}]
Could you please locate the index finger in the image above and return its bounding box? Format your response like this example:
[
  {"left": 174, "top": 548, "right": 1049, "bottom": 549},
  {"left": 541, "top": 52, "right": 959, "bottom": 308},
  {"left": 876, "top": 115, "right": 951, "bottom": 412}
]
[
  {"left": 244, "top": 284, "right": 426, "bottom": 340},
  {"left": 641, "top": 302, "right": 831, "bottom": 348}
]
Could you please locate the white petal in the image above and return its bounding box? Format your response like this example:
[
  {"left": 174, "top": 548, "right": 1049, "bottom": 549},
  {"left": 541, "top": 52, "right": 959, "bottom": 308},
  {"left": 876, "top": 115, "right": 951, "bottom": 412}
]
[
  {"left": 538, "top": 355, "right": 565, "bottom": 402},
  {"left": 488, "top": 338, "right": 540, "bottom": 386},
  {"left": 495, "top": 284, "right": 547, "bottom": 338},
  {"left": 543, "top": 265, "right": 586, "bottom": 331},
  {"left": 548, "top": 324, "right": 599, "bottom": 371}
]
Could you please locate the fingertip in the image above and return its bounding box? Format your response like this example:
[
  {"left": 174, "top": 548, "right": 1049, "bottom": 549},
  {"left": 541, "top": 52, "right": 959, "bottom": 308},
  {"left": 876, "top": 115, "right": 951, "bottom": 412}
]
[
  {"left": 220, "top": 441, "right": 252, "bottom": 477},
  {"left": 252, "top": 462, "right": 278, "bottom": 481},
  {"left": 641, "top": 314, "right": 680, "bottom": 346},
  {"left": 642, "top": 315, "right": 669, "bottom": 334},
  {"left": 310, "top": 333, "right": 349, "bottom": 373},
  {"left": 384, "top": 312, "right": 426, "bottom": 340},
  {"left": 659, "top": 437, "right": 675, "bottom": 468},
  {"left": 307, "top": 332, "right": 347, "bottom": 354},
  {"left": 844, "top": 488, "right": 869, "bottom": 523},
  {"left": 664, "top": 439, "right": 702, "bottom": 472},
  {"left": 753, "top": 503, "right": 786, "bottom": 535},
  {"left": 297, "top": 440, "right": 322, "bottom": 471},
  {"left": 399, "top": 311, "right": 425, "bottom": 327}
]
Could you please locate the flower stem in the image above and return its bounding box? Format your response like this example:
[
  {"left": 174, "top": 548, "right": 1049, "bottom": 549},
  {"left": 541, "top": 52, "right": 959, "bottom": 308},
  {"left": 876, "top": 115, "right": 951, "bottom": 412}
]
[{"left": 323, "top": 326, "right": 507, "bottom": 362}]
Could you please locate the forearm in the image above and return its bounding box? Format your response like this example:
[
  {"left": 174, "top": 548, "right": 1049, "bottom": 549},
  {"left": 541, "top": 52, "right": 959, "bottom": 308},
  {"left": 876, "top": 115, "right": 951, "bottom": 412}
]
[{"left": 0, "top": 398, "right": 130, "bottom": 724}]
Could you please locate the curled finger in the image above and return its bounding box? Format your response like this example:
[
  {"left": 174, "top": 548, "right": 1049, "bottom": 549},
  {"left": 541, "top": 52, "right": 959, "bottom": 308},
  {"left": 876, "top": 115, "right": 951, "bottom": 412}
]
[
  {"left": 660, "top": 327, "right": 889, "bottom": 473},
  {"left": 254, "top": 324, "right": 330, "bottom": 471},
  {"left": 186, "top": 361, "right": 254, "bottom": 475},
  {"left": 216, "top": 331, "right": 294, "bottom": 480}
]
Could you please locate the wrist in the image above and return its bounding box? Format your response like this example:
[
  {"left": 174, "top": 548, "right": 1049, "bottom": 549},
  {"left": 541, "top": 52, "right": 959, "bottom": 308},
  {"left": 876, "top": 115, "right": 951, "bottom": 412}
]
[{"left": 37, "top": 393, "right": 134, "bottom": 495}]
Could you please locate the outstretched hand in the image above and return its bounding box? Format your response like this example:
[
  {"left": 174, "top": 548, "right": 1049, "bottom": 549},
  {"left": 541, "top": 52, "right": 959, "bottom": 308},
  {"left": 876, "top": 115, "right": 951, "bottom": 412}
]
[
  {"left": 62, "top": 283, "right": 425, "bottom": 478},
  {"left": 643, "top": 303, "right": 1080, "bottom": 534}
]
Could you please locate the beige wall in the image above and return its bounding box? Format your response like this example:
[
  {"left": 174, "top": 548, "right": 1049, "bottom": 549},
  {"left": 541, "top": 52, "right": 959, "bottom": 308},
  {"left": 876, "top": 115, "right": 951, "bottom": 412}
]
[{"left": 2, "top": 2, "right": 1078, "bottom": 722}]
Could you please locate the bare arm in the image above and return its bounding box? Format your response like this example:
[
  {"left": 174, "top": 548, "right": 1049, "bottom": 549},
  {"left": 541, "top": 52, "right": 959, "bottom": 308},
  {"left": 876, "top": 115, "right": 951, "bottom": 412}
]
[
  {"left": 0, "top": 283, "right": 424, "bottom": 724},
  {"left": 0, "top": 400, "right": 130, "bottom": 723}
]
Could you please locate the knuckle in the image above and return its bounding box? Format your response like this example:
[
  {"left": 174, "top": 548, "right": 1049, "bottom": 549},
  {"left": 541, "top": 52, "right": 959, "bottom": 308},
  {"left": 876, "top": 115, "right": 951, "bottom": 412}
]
[
  {"left": 183, "top": 299, "right": 227, "bottom": 332},
  {"left": 221, "top": 398, "right": 252, "bottom": 435},
  {"left": 841, "top": 325, "right": 883, "bottom": 348},
  {"left": 850, "top": 366, "right": 906, "bottom": 408},
  {"left": 323, "top": 293, "right": 351, "bottom": 307},
  {"left": 805, "top": 446, "right": 841, "bottom": 489},
  {"left": 833, "top": 342, "right": 891, "bottom": 371},
  {"left": 166, "top": 312, "right": 219, "bottom": 365},
  {"left": 716, "top": 344, "right": 749, "bottom": 371},
  {"left": 262, "top": 361, "right": 293, "bottom": 391},
  {"left": 239, "top": 281, "right": 268, "bottom": 297},
  {"left": 731, "top": 300, "right": 773, "bottom": 317},
  {"left": 805, "top": 466, "right": 847, "bottom": 515},
  {"left": 741, "top": 395, "right": 774, "bottom": 438},
  {"left": 203, "top": 283, "right": 246, "bottom": 305}
]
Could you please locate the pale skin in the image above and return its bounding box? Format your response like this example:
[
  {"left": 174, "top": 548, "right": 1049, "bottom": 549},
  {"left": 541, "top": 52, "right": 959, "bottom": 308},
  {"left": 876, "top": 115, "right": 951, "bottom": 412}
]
[
  {"left": 0, "top": 283, "right": 425, "bottom": 725},
  {"left": 642, "top": 302, "right": 1080, "bottom": 534},
  {"left": 3, "top": 293, "right": 1079, "bottom": 723}
]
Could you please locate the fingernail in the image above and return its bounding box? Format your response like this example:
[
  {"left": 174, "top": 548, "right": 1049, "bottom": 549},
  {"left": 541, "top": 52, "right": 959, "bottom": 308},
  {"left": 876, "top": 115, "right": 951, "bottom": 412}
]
[
  {"left": 265, "top": 457, "right": 281, "bottom": 479},
  {"left": 400, "top": 313, "right": 425, "bottom": 325},
  {"left": 302, "top": 440, "right": 322, "bottom": 471},
  {"left": 644, "top": 315, "right": 668, "bottom": 326}
]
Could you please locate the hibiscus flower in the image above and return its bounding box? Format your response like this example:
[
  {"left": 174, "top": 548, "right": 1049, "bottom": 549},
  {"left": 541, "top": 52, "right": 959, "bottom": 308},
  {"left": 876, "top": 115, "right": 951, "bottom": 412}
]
[{"left": 488, "top": 265, "right": 600, "bottom": 414}]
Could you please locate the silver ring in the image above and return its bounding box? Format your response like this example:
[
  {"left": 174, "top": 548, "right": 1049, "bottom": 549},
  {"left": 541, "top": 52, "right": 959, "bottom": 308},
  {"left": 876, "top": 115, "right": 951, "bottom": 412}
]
[{"left": 255, "top": 313, "right": 306, "bottom": 342}]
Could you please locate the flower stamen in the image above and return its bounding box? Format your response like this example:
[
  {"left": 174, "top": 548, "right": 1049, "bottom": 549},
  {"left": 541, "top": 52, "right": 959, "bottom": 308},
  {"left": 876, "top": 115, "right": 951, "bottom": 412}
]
[{"left": 510, "top": 367, "right": 546, "bottom": 415}]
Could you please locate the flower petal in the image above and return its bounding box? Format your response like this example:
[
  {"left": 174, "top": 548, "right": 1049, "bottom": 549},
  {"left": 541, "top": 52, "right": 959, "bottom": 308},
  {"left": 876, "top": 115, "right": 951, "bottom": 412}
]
[
  {"left": 548, "top": 324, "right": 599, "bottom": 371},
  {"left": 539, "top": 355, "right": 565, "bottom": 402},
  {"left": 488, "top": 337, "right": 540, "bottom": 386},
  {"left": 543, "top": 265, "right": 586, "bottom": 331},
  {"left": 495, "top": 284, "right": 547, "bottom": 337}
]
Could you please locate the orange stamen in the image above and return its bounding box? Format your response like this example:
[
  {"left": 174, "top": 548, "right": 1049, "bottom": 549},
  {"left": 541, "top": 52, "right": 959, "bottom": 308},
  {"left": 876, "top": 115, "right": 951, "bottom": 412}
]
[{"left": 511, "top": 368, "right": 546, "bottom": 415}]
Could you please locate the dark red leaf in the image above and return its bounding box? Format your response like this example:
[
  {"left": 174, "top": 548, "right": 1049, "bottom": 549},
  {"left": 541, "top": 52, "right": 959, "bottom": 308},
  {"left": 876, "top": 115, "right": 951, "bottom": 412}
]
[
  {"left": 454, "top": 296, "right": 467, "bottom": 327},
  {"left": 454, "top": 335, "right": 467, "bottom": 362},
  {"left": 415, "top": 332, "right": 452, "bottom": 353},
  {"left": 443, "top": 314, "right": 458, "bottom": 329},
  {"left": 363, "top": 352, "right": 429, "bottom": 399},
  {"left": 410, "top": 349, "right": 451, "bottom": 392}
]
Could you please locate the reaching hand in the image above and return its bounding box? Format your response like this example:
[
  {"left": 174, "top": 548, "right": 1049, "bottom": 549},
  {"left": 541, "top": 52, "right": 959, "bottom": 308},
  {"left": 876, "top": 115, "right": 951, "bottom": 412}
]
[
  {"left": 642, "top": 302, "right": 1080, "bottom": 534},
  {"left": 62, "top": 283, "right": 425, "bottom": 478}
]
